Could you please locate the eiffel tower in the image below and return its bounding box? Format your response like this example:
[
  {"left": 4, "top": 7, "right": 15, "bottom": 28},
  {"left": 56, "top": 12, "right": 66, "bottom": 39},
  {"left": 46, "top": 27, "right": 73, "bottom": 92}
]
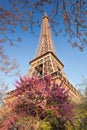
[{"left": 26, "top": 13, "right": 82, "bottom": 102}]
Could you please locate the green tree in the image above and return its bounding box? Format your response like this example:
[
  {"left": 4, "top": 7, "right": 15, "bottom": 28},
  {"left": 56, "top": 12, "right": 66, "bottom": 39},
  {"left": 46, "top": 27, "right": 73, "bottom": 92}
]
[{"left": 73, "top": 96, "right": 87, "bottom": 130}]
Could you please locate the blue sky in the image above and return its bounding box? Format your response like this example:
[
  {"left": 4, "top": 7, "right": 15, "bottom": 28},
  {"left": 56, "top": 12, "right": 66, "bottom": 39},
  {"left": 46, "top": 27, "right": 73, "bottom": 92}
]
[{"left": 0, "top": 0, "right": 87, "bottom": 94}]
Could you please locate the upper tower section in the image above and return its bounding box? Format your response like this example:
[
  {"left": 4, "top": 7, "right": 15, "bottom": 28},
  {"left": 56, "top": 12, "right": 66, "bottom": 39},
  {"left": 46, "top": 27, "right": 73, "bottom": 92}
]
[{"left": 35, "top": 13, "right": 56, "bottom": 58}]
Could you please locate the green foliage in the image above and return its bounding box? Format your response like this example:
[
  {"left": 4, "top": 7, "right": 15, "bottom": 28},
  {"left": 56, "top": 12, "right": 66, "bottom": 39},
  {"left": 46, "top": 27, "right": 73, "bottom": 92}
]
[
  {"left": 44, "top": 109, "right": 58, "bottom": 129},
  {"left": 38, "top": 120, "right": 52, "bottom": 130},
  {"left": 16, "top": 116, "right": 40, "bottom": 130},
  {"left": 71, "top": 97, "right": 87, "bottom": 130}
]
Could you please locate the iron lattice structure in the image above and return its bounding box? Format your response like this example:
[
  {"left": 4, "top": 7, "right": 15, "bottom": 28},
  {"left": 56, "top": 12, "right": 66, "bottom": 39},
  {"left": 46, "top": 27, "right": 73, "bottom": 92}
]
[{"left": 26, "top": 13, "right": 67, "bottom": 79}]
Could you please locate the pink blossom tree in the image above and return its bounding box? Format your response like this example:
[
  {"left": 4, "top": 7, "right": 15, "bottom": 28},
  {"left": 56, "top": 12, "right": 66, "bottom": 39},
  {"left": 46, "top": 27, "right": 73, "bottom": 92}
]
[{"left": 0, "top": 75, "right": 74, "bottom": 130}]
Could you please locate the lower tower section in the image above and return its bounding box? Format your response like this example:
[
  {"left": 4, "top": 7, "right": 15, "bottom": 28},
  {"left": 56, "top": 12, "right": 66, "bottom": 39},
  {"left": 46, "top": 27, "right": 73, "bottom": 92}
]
[
  {"left": 26, "top": 51, "right": 82, "bottom": 103},
  {"left": 26, "top": 51, "right": 65, "bottom": 78}
]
